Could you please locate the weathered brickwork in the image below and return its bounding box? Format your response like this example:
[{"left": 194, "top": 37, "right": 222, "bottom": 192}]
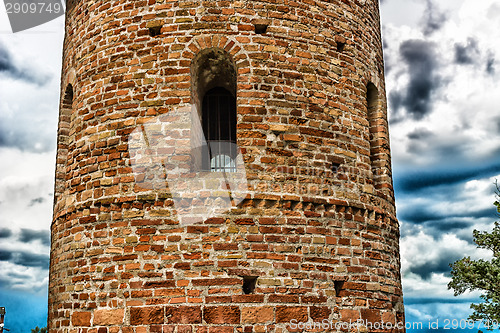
[{"left": 49, "top": 0, "right": 404, "bottom": 332}]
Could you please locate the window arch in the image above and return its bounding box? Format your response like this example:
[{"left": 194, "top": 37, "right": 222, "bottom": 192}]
[
  {"left": 191, "top": 48, "right": 237, "bottom": 172},
  {"left": 62, "top": 84, "right": 74, "bottom": 110},
  {"left": 54, "top": 84, "right": 74, "bottom": 203},
  {"left": 366, "top": 82, "right": 380, "bottom": 183}
]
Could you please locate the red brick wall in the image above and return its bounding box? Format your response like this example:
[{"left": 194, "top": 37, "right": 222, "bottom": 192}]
[{"left": 49, "top": 0, "right": 404, "bottom": 332}]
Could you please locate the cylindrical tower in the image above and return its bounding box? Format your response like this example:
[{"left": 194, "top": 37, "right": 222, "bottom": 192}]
[{"left": 50, "top": 0, "right": 404, "bottom": 332}]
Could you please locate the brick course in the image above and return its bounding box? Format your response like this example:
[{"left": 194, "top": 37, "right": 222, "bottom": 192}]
[{"left": 49, "top": 0, "right": 404, "bottom": 332}]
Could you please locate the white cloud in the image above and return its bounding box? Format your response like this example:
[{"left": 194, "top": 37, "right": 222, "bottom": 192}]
[
  {"left": 424, "top": 176, "right": 496, "bottom": 219},
  {"left": 382, "top": 2, "right": 500, "bottom": 320},
  {"left": 0, "top": 11, "right": 63, "bottom": 245},
  {"left": 0, "top": 13, "right": 64, "bottom": 153},
  {"left": 398, "top": 173, "right": 498, "bottom": 301},
  {"left": 0, "top": 147, "right": 54, "bottom": 293},
  {"left": 384, "top": 0, "right": 500, "bottom": 167},
  {"left": 0, "top": 260, "right": 49, "bottom": 293},
  {"left": 401, "top": 231, "right": 489, "bottom": 300},
  {"left": 0, "top": 148, "right": 55, "bottom": 230}
]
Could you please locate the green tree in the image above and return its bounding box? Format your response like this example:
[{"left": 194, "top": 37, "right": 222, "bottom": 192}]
[
  {"left": 448, "top": 191, "right": 500, "bottom": 328},
  {"left": 31, "top": 327, "right": 47, "bottom": 333}
]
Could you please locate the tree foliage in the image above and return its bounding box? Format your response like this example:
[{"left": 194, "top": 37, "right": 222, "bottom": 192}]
[
  {"left": 448, "top": 190, "right": 500, "bottom": 326},
  {"left": 31, "top": 327, "right": 47, "bottom": 333}
]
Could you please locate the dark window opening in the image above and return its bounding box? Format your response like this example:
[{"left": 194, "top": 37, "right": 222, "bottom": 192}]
[
  {"left": 367, "top": 83, "right": 378, "bottom": 114},
  {"left": 54, "top": 83, "right": 74, "bottom": 204},
  {"left": 254, "top": 24, "right": 268, "bottom": 34},
  {"left": 61, "top": 84, "right": 74, "bottom": 132},
  {"left": 191, "top": 48, "right": 238, "bottom": 172},
  {"left": 367, "top": 82, "right": 379, "bottom": 176},
  {"left": 334, "top": 280, "right": 344, "bottom": 296},
  {"left": 202, "top": 87, "right": 237, "bottom": 172},
  {"left": 62, "top": 84, "right": 73, "bottom": 108},
  {"left": 243, "top": 276, "right": 258, "bottom": 294},
  {"left": 149, "top": 25, "right": 162, "bottom": 37}
]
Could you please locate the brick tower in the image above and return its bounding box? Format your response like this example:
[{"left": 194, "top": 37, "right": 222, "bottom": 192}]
[{"left": 49, "top": 0, "right": 404, "bottom": 332}]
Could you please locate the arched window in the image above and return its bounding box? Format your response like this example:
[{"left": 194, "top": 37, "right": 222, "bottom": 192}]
[
  {"left": 191, "top": 48, "right": 237, "bottom": 172},
  {"left": 62, "top": 84, "right": 74, "bottom": 110},
  {"left": 202, "top": 87, "right": 237, "bottom": 172},
  {"left": 54, "top": 84, "right": 74, "bottom": 202},
  {"left": 366, "top": 82, "right": 380, "bottom": 182}
]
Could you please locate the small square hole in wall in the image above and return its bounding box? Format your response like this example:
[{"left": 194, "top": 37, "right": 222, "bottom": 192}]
[
  {"left": 243, "top": 276, "right": 258, "bottom": 294},
  {"left": 334, "top": 280, "right": 344, "bottom": 296},
  {"left": 254, "top": 24, "right": 268, "bottom": 34},
  {"left": 331, "top": 163, "right": 341, "bottom": 173},
  {"left": 149, "top": 25, "right": 162, "bottom": 37},
  {"left": 337, "top": 42, "right": 346, "bottom": 52}
]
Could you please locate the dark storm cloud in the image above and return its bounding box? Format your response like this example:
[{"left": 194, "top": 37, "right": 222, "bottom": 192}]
[
  {"left": 433, "top": 221, "right": 471, "bottom": 232},
  {"left": 0, "top": 42, "right": 51, "bottom": 86},
  {"left": 13, "top": 252, "right": 49, "bottom": 268},
  {"left": 399, "top": 208, "right": 439, "bottom": 225},
  {"left": 399, "top": 206, "right": 495, "bottom": 226},
  {"left": 0, "top": 248, "right": 49, "bottom": 268},
  {"left": 382, "top": 36, "right": 393, "bottom": 74},
  {"left": 406, "top": 140, "right": 466, "bottom": 162},
  {"left": 0, "top": 43, "right": 12, "bottom": 72},
  {"left": 396, "top": 162, "right": 500, "bottom": 192},
  {"left": 389, "top": 91, "right": 403, "bottom": 117},
  {"left": 408, "top": 250, "right": 459, "bottom": 280},
  {"left": 421, "top": 0, "right": 447, "bottom": 36},
  {"left": 29, "top": 197, "right": 46, "bottom": 206},
  {"left": 389, "top": 40, "right": 443, "bottom": 121},
  {"left": 486, "top": 53, "right": 495, "bottom": 75},
  {"left": 0, "top": 228, "right": 13, "bottom": 238},
  {"left": 0, "top": 249, "right": 13, "bottom": 261},
  {"left": 19, "top": 229, "right": 50, "bottom": 246},
  {"left": 407, "top": 127, "right": 433, "bottom": 140},
  {"left": 454, "top": 38, "right": 480, "bottom": 65}
]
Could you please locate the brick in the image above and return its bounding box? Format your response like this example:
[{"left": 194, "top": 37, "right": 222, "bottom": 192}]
[
  {"left": 241, "top": 306, "right": 274, "bottom": 324},
  {"left": 341, "top": 309, "right": 360, "bottom": 322},
  {"left": 71, "top": 312, "right": 91, "bottom": 326},
  {"left": 382, "top": 311, "right": 396, "bottom": 324},
  {"left": 165, "top": 306, "right": 202, "bottom": 324},
  {"left": 143, "top": 280, "right": 176, "bottom": 288},
  {"left": 94, "top": 309, "right": 124, "bottom": 325},
  {"left": 204, "top": 306, "right": 240, "bottom": 324},
  {"left": 310, "top": 306, "right": 331, "bottom": 321},
  {"left": 130, "top": 306, "right": 164, "bottom": 325},
  {"left": 276, "top": 306, "right": 308, "bottom": 323},
  {"left": 361, "top": 308, "right": 381, "bottom": 325},
  {"left": 192, "top": 278, "right": 240, "bottom": 286}
]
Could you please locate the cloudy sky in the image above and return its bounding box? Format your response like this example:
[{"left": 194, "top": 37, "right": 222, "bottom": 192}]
[{"left": 1, "top": 0, "right": 500, "bottom": 332}]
